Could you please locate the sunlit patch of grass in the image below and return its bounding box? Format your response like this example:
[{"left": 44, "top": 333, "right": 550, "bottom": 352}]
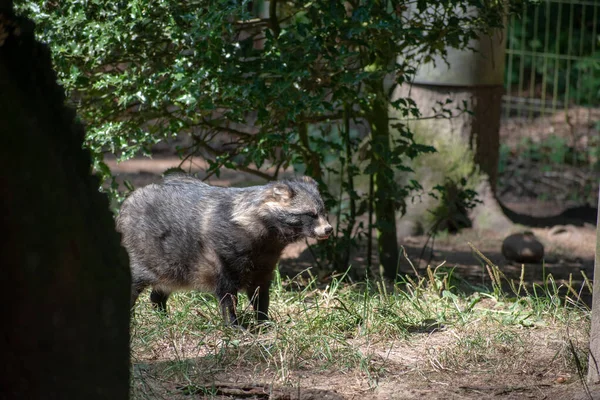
[{"left": 129, "top": 246, "right": 591, "bottom": 399}]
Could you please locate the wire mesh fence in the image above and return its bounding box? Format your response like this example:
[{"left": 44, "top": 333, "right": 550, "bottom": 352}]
[
  {"left": 504, "top": 0, "right": 599, "bottom": 117},
  {"left": 499, "top": 0, "right": 599, "bottom": 209}
]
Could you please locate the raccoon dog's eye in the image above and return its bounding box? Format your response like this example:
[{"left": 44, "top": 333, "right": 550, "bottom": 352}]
[{"left": 305, "top": 212, "right": 318, "bottom": 219}]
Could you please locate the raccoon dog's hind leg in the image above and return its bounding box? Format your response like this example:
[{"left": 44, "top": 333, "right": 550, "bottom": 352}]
[
  {"left": 130, "top": 275, "right": 150, "bottom": 310},
  {"left": 129, "top": 262, "right": 157, "bottom": 312},
  {"left": 150, "top": 289, "right": 171, "bottom": 314}
]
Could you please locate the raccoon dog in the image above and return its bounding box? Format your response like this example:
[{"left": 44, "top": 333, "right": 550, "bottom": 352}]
[{"left": 116, "top": 174, "right": 332, "bottom": 325}]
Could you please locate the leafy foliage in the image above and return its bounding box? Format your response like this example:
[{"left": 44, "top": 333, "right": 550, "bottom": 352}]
[
  {"left": 428, "top": 178, "right": 482, "bottom": 234},
  {"left": 17, "top": 0, "right": 509, "bottom": 276}
]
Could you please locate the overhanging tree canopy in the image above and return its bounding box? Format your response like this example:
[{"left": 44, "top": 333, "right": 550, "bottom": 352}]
[{"left": 17, "top": 0, "right": 511, "bottom": 278}]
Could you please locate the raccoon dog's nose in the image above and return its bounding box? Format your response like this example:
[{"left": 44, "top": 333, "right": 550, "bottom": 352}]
[{"left": 324, "top": 225, "right": 333, "bottom": 235}]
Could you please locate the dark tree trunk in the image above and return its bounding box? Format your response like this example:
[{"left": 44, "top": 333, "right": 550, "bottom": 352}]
[
  {"left": 469, "top": 86, "right": 503, "bottom": 191},
  {"left": 366, "top": 80, "right": 400, "bottom": 281},
  {"left": 587, "top": 188, "right": 600, "bottom": 385},
  {"left": 0, "top": 4, "right": 131, "bottom": 399}
]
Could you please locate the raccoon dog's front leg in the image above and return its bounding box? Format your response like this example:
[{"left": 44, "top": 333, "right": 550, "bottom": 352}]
[
  {"left": 247, "top": 282, "right": 271, "bottom": 323},
  {"left": 216, "top": 276, "right": 239, "bottom": 326}
]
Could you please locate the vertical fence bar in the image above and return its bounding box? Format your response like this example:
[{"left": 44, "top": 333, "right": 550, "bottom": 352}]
[
  {"left": 505, "top": 13, "right": 516, "bottom": 118},
  {"left": 564, "top": 1, "right": 575, "bottom": 162},
  {"left": 565, "top": 1, "right": 575, "bottom": 120},
  {"left": 528, "top": 4, "right": 540, "bottom": 119},
  {"left": 591, "top": 2, "right": 599, "bottom": 178},
  {"left": 589, "top": 2, "right": 598, "bottom": 106},
  {"left": 575, "top": 3, "right": 587, "bottom": 108},
  {"left": 541, "top": 0, "right": 552, "bottom": 116},
  {"left": 551, "top": 1, "right": 562, "bottom": 114},
  {"left": 518, "top": 4, "right": 528, "bottom": 118}
]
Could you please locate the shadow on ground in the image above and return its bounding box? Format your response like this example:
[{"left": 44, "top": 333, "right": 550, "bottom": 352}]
[
  {"left": 132, "top": 357, "right": 346, "bottom": 400},
  {"left": 500, "top": 201, "right": 598, "bottom": 227},
  {"left": 278, "top": 237, "right": 595, "bottom": 306}
]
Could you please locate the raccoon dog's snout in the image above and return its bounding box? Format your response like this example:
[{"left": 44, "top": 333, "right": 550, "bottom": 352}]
[{"left": 315, "top": 217, "right": 333, "bottom": 240}]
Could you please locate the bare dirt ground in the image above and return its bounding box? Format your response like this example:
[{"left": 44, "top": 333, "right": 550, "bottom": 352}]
[
  {"left": 131, "top": 315, "right": 591, "bottom": 400},
  {"left": 134, "top": 357, "right": 587, "bottom": 400}
]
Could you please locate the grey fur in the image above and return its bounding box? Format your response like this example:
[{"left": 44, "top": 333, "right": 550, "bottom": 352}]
[{"left": 116, "top": 173, "right": 332, "bottom": 325}]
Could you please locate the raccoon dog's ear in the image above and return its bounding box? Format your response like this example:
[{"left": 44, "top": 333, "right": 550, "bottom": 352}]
[
  {"left": 300, "top": 176, "right": 318, "bottom": 187},
  {"left": 270, "top": 183, "right": 294, "bottom": 202}
]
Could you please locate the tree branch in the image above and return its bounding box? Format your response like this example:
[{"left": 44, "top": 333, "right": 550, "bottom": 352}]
[
  {"left": 192, "top": 136, "right": 277, "bottom": 181},
  {"left": 199, "top": 118, "right": 255, "bottom": 138}
]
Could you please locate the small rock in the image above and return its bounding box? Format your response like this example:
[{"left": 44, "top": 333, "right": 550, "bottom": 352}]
[
  {"left": 555, "top": 376, "right": 567, "bottom": 384},
  {"left": 501, "top": 231, "right": 545, "bottom": 264}
]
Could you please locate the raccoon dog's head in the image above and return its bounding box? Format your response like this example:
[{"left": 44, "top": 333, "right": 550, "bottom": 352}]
[{"left": 262, "top": 176, "right": 333, "bottom": 241}]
